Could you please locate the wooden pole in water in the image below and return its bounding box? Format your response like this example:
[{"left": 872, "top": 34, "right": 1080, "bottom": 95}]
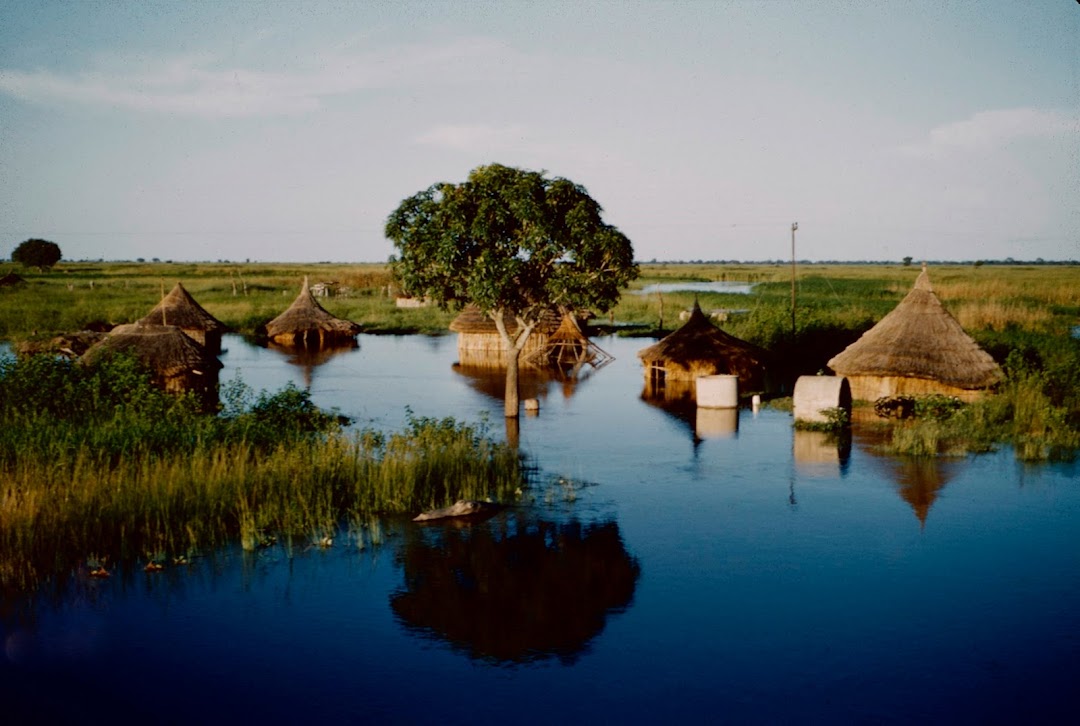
[{"left": 790, "top": 222, "right": 798, "bottom": 337}]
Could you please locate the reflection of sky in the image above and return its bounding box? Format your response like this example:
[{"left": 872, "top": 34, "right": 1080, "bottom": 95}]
[{"left": 634, "top": 281, "right": 754, "bottom": 295}]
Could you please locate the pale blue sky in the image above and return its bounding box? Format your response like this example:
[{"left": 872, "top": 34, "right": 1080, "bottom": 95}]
[{"left": 1, "top": 1, "right": 1077, "bottom": 263}]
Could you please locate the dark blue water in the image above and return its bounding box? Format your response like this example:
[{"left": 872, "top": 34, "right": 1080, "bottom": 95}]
[{"left": 3, "top": 334, "right": 1079, "bottom": 724}]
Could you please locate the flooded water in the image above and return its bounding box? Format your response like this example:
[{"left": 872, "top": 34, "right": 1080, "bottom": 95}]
[
  {"left": 634, "top": 280, "right": 754, "bottom": 295},
  {"left": 3, "top": 334, "right": 1079, "bottom": 723}
]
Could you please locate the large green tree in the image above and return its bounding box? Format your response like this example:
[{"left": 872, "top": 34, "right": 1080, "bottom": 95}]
[
  {"left": 11, "top": 238, "right": 62, "bottom": 271},
  {"left": 386, "top": 164, "right": 638, "bottom": 417}
]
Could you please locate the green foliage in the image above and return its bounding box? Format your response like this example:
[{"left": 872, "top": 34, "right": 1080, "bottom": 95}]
[
  {"left": 386, "top": 163, "right": 639, "bottom": 320},
  {"left": 913, "top": 395, "right": 965, "bottom": 421},
  {"left": 11, "top": 238, "right": 62, "bottom": 270},
  {"left": 795, "top": 406, "right": 850, "bottom": 432},
  {"left": 0, "top": 357, "right": 527, "bottom": 592}
]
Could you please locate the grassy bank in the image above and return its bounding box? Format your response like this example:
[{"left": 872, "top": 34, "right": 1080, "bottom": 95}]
[
  {"left": 0, "top": 353, "right": 526, "bottom": 592},
  {"left": 3, "top": 260, "right": 1078, "bottom": 461}
]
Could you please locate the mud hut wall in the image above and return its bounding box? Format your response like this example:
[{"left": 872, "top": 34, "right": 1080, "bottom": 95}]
[
  {"left": 847, "top": 374, "right": 987, "bottom": 403},
  {"left": 456, "top": 331, "right": 551, "bottom": 368}
]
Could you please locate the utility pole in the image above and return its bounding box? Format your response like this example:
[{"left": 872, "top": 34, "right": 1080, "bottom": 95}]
[{"left": 790, "top": 222, "right": 798, "bottom": 337}]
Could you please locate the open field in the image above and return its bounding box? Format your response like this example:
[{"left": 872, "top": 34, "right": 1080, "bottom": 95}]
[{"left": 2, "top": 261, "right": 1077, "bottom": 342}]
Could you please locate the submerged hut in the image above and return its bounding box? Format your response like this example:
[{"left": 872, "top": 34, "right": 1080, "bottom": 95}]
[
  {"left": 523, "top": 313, "right": 614, "bottom": 376},
  {"left": 80, "top": 323, "right": 222, "bottom": 397},
  {"left": 137, "top": 282, "right": 226, "bottom": 353},
  {"left": 637, "top": 301, "right": 768, "bottom": 399},
  {"left": 827, "top": 265, "right": 1002, "bottom": 402},
  {"left": 264, "top": 277, "right": 361, "bottom": 347},
  {"left": 449, "top": 306, "right": 562, "bottom": 368}
]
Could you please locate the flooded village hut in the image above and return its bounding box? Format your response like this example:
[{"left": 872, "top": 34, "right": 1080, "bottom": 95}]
[
  {"left": 264, "top": 277, "right": 362, "bottom": 347},
  {"left": 523, "top": 313, "right": 614, "bottom": 374},
  {"left": 637, "top": 301, "right": 768, "bottom": 398},
  {"left": 137, "top": 282, "right": 227, "bottom": 354},
  {"left": 449, "top": 305, "right": 562, "bottom": 368},
  {"left": 826, "top": 265, "right": 1003, "bottom": 402},
  {"left": 80, "top": 323, "right": 222, "bottom": 397}
]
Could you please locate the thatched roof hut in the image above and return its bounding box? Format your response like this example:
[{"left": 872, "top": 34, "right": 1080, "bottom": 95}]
[
  {"left": 264, "top": 277, "right": 361, "bottom": 347},
  {"left": 637, "top": 301, "right": 768, "bottom": 399},
  {"left": 523, "top": 313, "right": 614, "bottom": 376},
  {"left": 827, "top": 265, "right": 1003, "bottom": 402},
  {"left": 16, "top": 330, "right": 108, "bottom": 359},
  {"left": 137, "top": 282, "right": 226, "bottom": 353},
  {"left": 449, "top": 305, "right": 562, "bottom": 368},
  {"left": 81, "top": 323, "right": 222, "bottom": 397}
]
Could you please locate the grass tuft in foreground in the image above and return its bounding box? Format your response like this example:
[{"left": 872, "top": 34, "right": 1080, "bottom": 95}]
[{"left": 0, "top": 353, "right": 526, "bottom": 592}]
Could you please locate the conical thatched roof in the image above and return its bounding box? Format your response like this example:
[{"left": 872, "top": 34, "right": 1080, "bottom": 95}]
[
  {"left": 524, "top": 313, "right": 614, "bottom": 372},
  {"left": 827, "top": 266, "right": 1002, "bottom": 390},
  {"left": 81, "top": 323, "right": 222, "bottom": 379},
  {"left": 449, "top": 305, "right": 561, "bottom": 335},
  {"left": 638, "top": 302, "right": 768, "bottom": 391},
  {"left": 138, "top": 282, "right": 226, "bottom": 333},
  {"left": 265, "top": 277, "right": 361, "bottom": 343}
]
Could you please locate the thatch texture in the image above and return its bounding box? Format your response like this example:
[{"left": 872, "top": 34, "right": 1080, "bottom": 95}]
[
  {"left": 138, "top": 282, "right": 226, "bottom": 352},
  {"left": 81, "top": 323, "right": 222, "bottom": 395},
  {"left": 265, "top": 277, "right": 362, "bottom": 346},
  {"left": 16, "top": 331, "right": 108, "bottom": 359},
  {"left": 449, "top": 306, "right": 562, "bottom": 368},
  {"left": 827, "top": 266, "right": 1002, "bottom": 401},
  {"left": 523, "top": 313, "right": 614, "bottom": 374},
  {"left": 637, "top": 302, "right": 768, "bottom": 396}
]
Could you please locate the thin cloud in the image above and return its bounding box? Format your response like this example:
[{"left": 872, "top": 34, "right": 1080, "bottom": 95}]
[
  {"left": 896, "top": 107, "right": 1079, "bottom": 158},
  {"left": 0, "top": 37, "right": 507, "bottom": 119}
]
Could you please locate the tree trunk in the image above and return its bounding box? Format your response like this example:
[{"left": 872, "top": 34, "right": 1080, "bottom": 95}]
[
  {"left": 504, "top": 350, "right": 520, "bottom": 418},
  {"left": 492, "top": 309, "right": 535, "bottom": 419}
]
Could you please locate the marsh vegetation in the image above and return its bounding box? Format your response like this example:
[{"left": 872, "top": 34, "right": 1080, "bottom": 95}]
[
  {"left": 0, "top": 352, "right": 525, "bottom": 591},
  {"left": 1, "top": 261, "right": 1078, "bottom": 592}
]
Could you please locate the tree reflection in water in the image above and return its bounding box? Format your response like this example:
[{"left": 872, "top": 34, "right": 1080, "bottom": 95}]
[{"left": 391, "top": 515, "right": 640, "bottom": 665}]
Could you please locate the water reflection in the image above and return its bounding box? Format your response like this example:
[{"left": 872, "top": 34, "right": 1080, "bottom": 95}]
[
  {"left": 793, "top": 430, "right": 852, "bottom": 478},
  {"left": 640, "top": 389, "right": 741, "bottom": 449},
  {"left": 390, "top": 514, "right": 640, "bottom": 664},
  {"left": 853, "top": 429, "right": 963, "bottom": 526},
  {"left": 451, "top": 363, "right": 567, "bottom": 403},
  {"left": 265, "top": 339, "right": 359, "bottom": 387}
]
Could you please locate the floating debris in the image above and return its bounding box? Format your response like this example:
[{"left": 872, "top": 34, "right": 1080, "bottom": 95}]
[{"left": 413, "top": 500, "right": 503, "bottom": 522}]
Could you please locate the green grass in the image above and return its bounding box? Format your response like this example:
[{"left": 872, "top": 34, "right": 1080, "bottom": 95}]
[{"left": 0, "top": 353, "right": 527, "bottom": 592}]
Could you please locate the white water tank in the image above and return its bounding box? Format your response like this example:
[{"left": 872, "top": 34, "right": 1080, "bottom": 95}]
[
  {"left": 697, "top": 374, "right": 739, "bottom": 409},
  {"left": 793, "top": 376, "right": 851, "bottom": 424}
]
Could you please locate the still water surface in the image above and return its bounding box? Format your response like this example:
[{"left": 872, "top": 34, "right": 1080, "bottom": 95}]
[{"left": 3, "top": 334, "right": 1079, "bottom": 723}]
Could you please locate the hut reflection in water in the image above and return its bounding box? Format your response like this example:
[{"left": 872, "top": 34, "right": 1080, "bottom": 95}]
[
  {"left": 852, "top": 425, "right": 963, "bottom": 527},
  {"left": 265, "top": 339, "right": 359, "bottom": 387},
  {"left": 391, "top": 514, "right": 640, "bottom": 664}
]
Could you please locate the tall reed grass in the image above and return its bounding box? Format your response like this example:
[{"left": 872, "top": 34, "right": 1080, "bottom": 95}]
[{"left": 0, "top": 354, "right": 526, "bottom": 592}]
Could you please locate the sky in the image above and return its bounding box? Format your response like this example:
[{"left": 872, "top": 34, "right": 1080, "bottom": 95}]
[{"left": 1, "top": 1, "right": 1077, "bottom": 264}]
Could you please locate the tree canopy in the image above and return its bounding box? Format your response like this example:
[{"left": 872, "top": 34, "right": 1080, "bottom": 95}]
[
  {"left": 12, "top": 238, "right": 62, "bottom": 270},
  {"left": 386, "top": 163, "right": 637, "bottom": 416}
]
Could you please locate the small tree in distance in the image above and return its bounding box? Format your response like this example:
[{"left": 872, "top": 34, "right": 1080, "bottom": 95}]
[
  {"left": 386, "top": 163, "right": 638, "bottom": 417},
  {"left": 12, "top": 239, "right": 62, "bottom": 271}
]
